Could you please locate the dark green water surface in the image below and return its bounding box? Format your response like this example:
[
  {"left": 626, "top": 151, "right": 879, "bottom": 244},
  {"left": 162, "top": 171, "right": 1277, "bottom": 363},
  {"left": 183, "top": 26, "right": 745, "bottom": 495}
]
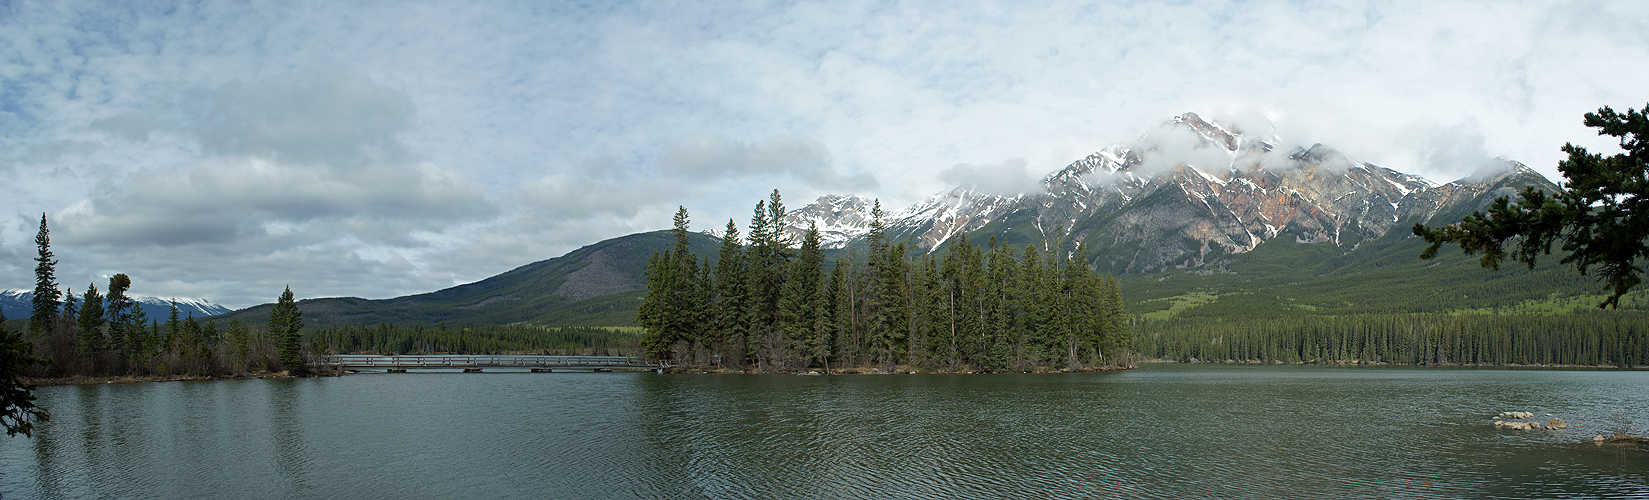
[{"left": 2, "top": 364, "right": 1646, "bottom": 499}]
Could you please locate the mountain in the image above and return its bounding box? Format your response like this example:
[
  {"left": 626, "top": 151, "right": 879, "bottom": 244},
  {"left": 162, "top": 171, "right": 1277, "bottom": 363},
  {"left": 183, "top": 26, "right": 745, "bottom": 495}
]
[
  {"left": 207, "top": 112, "right": 1581, "bottom": 330},
  {"left": 210, "top": 230, "right": 722, "bottom": 329},
  {"left": 0, "top": 289, "right": 232, "bottom": 322},
  {"left": 784, "top": 112, "right": 1559, "bottom": 275}
]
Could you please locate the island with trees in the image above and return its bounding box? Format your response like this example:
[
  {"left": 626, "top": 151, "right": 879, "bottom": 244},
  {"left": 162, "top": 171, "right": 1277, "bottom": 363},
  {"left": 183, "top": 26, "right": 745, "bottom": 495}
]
[{"left": 638, "top": 190, "right": 1132, "bottom": 373}]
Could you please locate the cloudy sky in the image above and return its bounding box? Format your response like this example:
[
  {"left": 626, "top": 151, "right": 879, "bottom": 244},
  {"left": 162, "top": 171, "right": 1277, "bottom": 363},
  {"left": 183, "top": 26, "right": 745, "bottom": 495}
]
[{"left": 1, "top": 0, "right": 1644, "bottom": 308}]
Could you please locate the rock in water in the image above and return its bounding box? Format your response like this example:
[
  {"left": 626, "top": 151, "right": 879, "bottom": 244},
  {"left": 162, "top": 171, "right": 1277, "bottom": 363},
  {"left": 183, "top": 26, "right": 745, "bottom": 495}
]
[{"left": 1547, "top": 418, "right": 1567, "bottom": 430}]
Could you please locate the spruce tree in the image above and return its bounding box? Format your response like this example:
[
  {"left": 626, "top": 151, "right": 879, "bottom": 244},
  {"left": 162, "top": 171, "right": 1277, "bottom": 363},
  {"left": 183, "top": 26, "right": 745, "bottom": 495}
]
[
  {"left": 166, "top": 301, "right": 181, "bottom": 352},
  {"left": 862, "top": 201, "right": 894, "bottom": 365},
  {"left": 104, "top": 276, "right": 131, "bottom": 352},
  {"left": 126, "top": 305, "right": 149, "bottom": 365},
  {"left": 743, "top": 194, "right": 792, "bottom": 366},
  {"left": 183, "top": 315, "right": 201, "bottom": 373},
  {"left": 808, "top": 262, "right": 837, "bottom": 371},
  {"left": 638, "top": 207, "right": 703, "bottom": 361},
  {"left": 61, "top": 289, "right": 76, "bottom": 333},
  {"left": 228, "top": 318, "right": 250, "bottom": 372},
  {"left": 270, "top": 286, "right": 304, "bottom": 372},
  {"left": 77, "top": 284, "right": 105, "bottom": 352},
  {"left": 202, "top": 320, "right": 220, "bottom": 372},
  {"left": 638, "top": 251, "right": 673, "bottom": 359},
  {"left": 30, "top": 214, "right": 60, "bottom": 336},
  {"left": 830, "top": 257, "right": 860, "bottom": 364},
  {"left": 777, "top": 223, "right": 823, "bottom": 367},
  {"left": 713, "top": 219, "right": 748, "bottom": 364}
]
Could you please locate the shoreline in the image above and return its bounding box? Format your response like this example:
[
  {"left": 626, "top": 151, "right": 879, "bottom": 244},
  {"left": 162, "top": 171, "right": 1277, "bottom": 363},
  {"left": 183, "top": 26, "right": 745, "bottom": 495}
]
[
  {"left": 662, "top": 365, "right": 1136, "bottom": 375},
  {"left": 25, "top": 370, "right": 338, "bottom": 387},
  {"left": 1139, "top": 358, "right": 1649, "bottom": 369}
]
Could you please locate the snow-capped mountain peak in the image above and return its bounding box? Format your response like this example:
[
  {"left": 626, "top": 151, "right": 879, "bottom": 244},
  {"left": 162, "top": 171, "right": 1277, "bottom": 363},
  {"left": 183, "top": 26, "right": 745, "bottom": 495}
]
[
  {"left": 0, "top": 289, "right": 233, "bottom": 320},
  {"left": 781, "top": 112, "right": 1559, "bottom": 274}
]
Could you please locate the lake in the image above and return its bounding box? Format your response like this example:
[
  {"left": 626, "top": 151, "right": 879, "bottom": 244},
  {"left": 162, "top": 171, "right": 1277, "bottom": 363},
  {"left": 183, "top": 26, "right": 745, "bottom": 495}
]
[{"left": 2, "top": 364, "right": 1646, "bottom": 499}]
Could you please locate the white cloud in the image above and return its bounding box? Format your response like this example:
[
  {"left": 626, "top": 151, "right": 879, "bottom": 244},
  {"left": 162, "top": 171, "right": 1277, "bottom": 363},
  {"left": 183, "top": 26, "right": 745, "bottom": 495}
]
[
  {"left": 938, "top": 159, "right": 1042, "bottom": 197},
  {"left": 660, "top": 134, "right": 877, "bottom": 192}
]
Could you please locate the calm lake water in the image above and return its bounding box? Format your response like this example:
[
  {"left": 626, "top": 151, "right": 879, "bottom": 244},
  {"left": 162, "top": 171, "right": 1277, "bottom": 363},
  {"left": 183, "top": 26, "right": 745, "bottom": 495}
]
[{"left": 2, "top": 364, "right": 1647, "bottom": 499}]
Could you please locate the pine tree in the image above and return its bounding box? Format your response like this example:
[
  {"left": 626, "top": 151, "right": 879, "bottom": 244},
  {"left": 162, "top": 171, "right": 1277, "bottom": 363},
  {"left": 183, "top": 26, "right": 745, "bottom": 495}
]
[
  {"left": 183, "top": 315, "right": 202, "bottom": 374},
  {"left": 30, "top": 214, "right": 61, "bottom": 336},
  {"left": 77, "top": 284, "right": 105, "bottom": 353},
  {"left": 202, "top": 320, "right": 221, "bottom": 373},
  {"left": 777, "top": 223, "right": 824, "bottom": 368},
  {"left": 126, "top": 304, "right": 149, "bottom": 366},
  {"left": 228, "top": 318, "right": 250, "bottom": 372},
  {"left": 105, "top": 275, "right": 133, "bottom": 352},
  {"left": 638, "top": 206, "right": 704, "bottom": 361},
  {"left": 638, "top": 251, "right": 674, "bottom": 359},
  {"left": 166, "top": 301, "right": 181, "bottom": 354},
  {"left": 831, "top": 257, "right": 860, "bottom": 365},
  {"left": 713, "top": 219, "right": 748, "bottom": 365},
  {"left": 61, "top": 290, "right": 77, "bottom": 334},
  {"left": 809, "top": 261, "right": 837, "bottom": 371},
  {"left": 270, "top": 286, "right": 305, "bottom": 372},
  {"left": 743, "top": 192, "right": 793, "bottom": 367}
]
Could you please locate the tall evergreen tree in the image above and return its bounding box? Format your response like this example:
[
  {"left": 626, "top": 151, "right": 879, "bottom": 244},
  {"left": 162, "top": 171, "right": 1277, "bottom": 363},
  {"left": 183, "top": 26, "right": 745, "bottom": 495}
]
[
  {"left": 166, "top": 301, "right": 181, "bottom": 351},
  {"left": 77, "top": 284, "right": 105, "bottom": 351},
  {"left": 270, "top": 286, "right": 305, "bottom": 371},
  {"left": 808, "top": 259, "right": 837, "bottom": 371},
  {"left": 61, "top": 289, "right": 76, "bottom": 332},
  {"left": 182, "top": 315, "right": 202, "bottom": 373},
  {"left": 831, "top": 257, "right": 861, "bottom": 364},
  {"left": 126, "top": 305, "right": 149, "bottom": 365},
  {"left": 105, "top": 274, "right": 135, "bottom": 366},
  {"left": 638, "top": 206, "right": 703, "bottom": 361},
  {"left": 777, "top": 223, "right": 824, "bottom": 368},
  {"left": 228, "top": 318, "right": 250, "bottom": 372},
  {"left": 713, "top": 219, "right": 748, "bottom": 364},
  {"left": 30, "top": 214, "right": 60, "bottom": 336},
  {"left": 639, "top": 251, "right": 674, "bottom": 359},
  {"left": 743, "top": 192, "right": 793, "bottom": 367},
  {"left": 75, "top": 283, "right": 105, "bottom": 369}
]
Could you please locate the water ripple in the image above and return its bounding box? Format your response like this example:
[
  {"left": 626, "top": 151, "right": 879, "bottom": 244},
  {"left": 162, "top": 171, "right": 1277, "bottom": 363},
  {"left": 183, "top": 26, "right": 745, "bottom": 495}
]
[{"left": 3, "top": 367, "right": 1647, "bottom": 499}]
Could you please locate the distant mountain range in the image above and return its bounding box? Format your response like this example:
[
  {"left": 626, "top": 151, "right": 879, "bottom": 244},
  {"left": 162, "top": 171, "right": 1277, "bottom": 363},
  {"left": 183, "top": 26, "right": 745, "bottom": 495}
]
[
  {"left": 210, "top": 230, "right": 723, "bottom": 329},
  {"left": 781, "top": 112, "right": 1558, "bottom": 275},
  {"left": 210, "top": 112, "right": 1588, "bottom": 329},
  {"left": 0, "top": 289, "right": 232, "bottom": 323}
]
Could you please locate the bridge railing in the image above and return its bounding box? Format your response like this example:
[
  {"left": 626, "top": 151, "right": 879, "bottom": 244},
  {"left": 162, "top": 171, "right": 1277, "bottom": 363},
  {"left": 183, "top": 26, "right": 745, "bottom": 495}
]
[{"left": 317, "top": 354, "right": 660, "bottom": 369}]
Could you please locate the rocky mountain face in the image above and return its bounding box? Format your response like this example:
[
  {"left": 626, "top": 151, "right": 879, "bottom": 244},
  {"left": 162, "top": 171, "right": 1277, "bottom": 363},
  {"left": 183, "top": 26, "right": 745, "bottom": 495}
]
[{"left": 785, "top": 113, "right": 1559, "bottom": 274}]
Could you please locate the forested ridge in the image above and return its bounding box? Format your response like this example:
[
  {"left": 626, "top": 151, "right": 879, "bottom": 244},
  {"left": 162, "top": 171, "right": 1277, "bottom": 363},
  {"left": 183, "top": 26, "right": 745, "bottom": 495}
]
[
  {"left": 1137, "top": 312, "right": 1649, "bottom": 367},
  {"left": 308, "top": 323, "right": 641, "bottom": 356},
  {"left": 639, "top": 191, "right": 1132, "bottom": 373}
]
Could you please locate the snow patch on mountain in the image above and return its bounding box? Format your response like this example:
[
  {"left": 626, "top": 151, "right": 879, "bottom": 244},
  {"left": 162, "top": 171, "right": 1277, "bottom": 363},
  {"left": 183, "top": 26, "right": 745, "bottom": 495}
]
[
  {"left": 781, "top": 112, "right": 1558, "bottom": 273},
  {"left": 0, "top": 289, "right": 233, "bottom": 320}
]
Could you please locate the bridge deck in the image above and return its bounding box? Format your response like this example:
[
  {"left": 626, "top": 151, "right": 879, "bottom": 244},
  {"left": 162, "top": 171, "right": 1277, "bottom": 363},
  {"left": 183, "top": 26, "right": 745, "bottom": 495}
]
[{"left": 321, "top": 354, "right": 661, "bottom": 370}]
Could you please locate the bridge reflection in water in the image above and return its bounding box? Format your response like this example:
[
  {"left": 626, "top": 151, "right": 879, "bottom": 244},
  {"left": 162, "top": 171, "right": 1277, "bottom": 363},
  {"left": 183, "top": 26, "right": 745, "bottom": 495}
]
[{"left": 319, "top": 355, "right": 664, "bottom": 373}]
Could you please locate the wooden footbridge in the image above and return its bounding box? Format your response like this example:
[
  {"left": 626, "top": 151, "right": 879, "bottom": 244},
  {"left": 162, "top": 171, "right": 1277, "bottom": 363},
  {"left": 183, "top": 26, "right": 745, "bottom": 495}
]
[{"left": 317, "top": 355, "right": 666, "bottom": 373}]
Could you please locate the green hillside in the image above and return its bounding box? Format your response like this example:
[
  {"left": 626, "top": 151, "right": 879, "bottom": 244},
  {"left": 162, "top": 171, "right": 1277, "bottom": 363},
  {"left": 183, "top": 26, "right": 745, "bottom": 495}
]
[
  {"left": 1120, "top": 222, "right": 1645, "bottom": 320},
  {"left": 213, "top": 230, "right": 722, "bottom": 329}
]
